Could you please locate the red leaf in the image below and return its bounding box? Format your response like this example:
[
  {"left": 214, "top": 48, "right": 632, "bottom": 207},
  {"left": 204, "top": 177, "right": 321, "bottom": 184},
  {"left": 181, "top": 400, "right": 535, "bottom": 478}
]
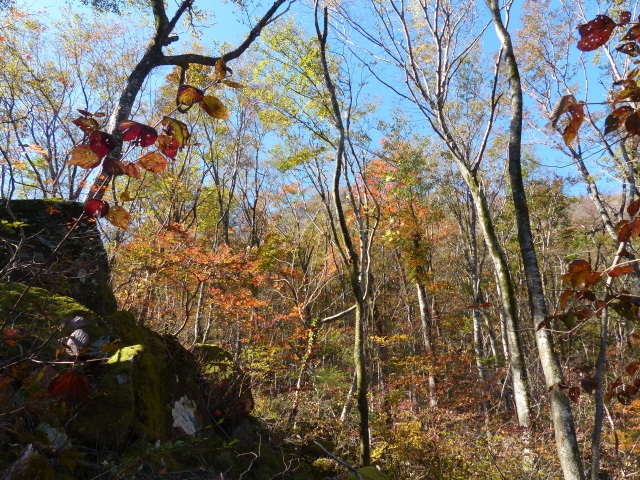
[
  {"left": 617, "top": 220, "right": 632, "bottom": 242},
  {"left": 559, "top": 289, "right": 573, "bottom": 309},
  {"left": 619, "top": 11, "right": 632, "bottom": 25},
  {"left": 561, "top": 260, "right": 593, "bottom": 287},
  {"left": 549, "top": 95, "right": 577, "bottom": 128},
  {"left": 623, "top": 24, "right": 640, "bottom": 41},
  {"left": 156, "top": 134, "right": 179, "bottom": 158},
  {"left": 608, "top": 265, "right": 634, "bottom": 278},
  {"left": 102, "top": 158, "right": 125, "bottom": 176},
  {"left": 626, "top": 110, "right": 640, "bottom": 135},
  {"left": 626, "top": 360, "right": 640, "bottom": 376},
  {"left": 47, "top": 370, "right": 90, "bottom": 406},
  {"left": 89, "top": 131, "right": 116, "bottom": 159},
  {"left": 569, "top": 386, "right": 581, "bottom": 402},
  {"left": 177, "top": 84, "right": 204, "bottom": 107},
  {"left": 119, "top": 120, "right": 158, "bottom": 148},
  {"left": 577, "top": 15, "right": 617, "bottom": 51},
  {"left": 83, "top": 199, "right": 109, "bottom": 218},
  {"left": 628, "top": 198, "right": 640, "bottom": 217}
]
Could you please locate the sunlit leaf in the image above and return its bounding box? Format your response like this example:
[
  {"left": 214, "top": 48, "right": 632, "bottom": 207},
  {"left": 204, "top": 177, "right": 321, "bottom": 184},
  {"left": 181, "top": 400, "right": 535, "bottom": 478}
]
[
  {"left": 120, "top": 190, "right": 135, "bottom": 202},
  {"left": 83, "top": 199, "right": 109, "bottom": 218},
  {"left": 200, "top": 95, "right": 228, "bottom": 119},
  {"left": 559, "top": 289, "right": 573, "bottom": 309},
  {"left": 138, "top": 152, "right": 167, "bottom": 173},
  {"left": 161, "top": 117, "right": 190, "bottom": 147},
  {"left": 177, "top": 84, "right": 204, "bottom": 107},
  {"left": 221, "top": 79, "right": 246, "bottom": 89},
  {"left": 89, "top": 131, "right": 116, "bottom": 159},
  {"left": 617, "top": 217, "right": 640, "bottom": 242},
  {"left": 604, "top": 106, "right": 633, "bottom": 135},
  {"left": 119, "top": 120, "right": 158, "bottom": 148},
  {"left": 67, "top": 145, "right": 100, "bottom": 169},
  {"left": 47, "top": 370, "right": 90, "bottom": 406},
  {"left": 561, "top": 259, "right": 601, "bottom": 287},
  {"left": 122, "top": 162, "right": 142, "bottom": 179},
  {"left": 562, "top": 103, "right": 585, "bottom": 145},
  {"left": 105, "top": 205, "right": 130, "bottom": 230},
  {"left": 617, "top": 220, "right": 632, "bottom": 242},
  {"left": 577, "top": 15, "right": 617, "bottom": 51},
  {"left": 214, "top": 57, "right": 232, "bottom": 79},
  {"left": 72, "top": 116, "right": 99, "bottom": 134},
  {"left": 156, "top": 134, "right": 180, "bottom": 158},
  {"left": 549, "top": 95, "right": 576, "bottom": 128},
  {"left": 608, "top": 264, "right": 634, "bottom": 277},
  {"left": 613, "top": 82, "right": 640, "bottom": 105}
]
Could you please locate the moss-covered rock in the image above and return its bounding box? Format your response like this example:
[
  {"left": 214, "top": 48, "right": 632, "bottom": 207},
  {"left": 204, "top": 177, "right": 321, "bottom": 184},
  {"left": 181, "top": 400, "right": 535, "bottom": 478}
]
[
  {"left": 0, "top": 284, "right": 210, "bottom": 451},
  {"left": 192, "top": 343, "right": 254, "bottom": 425},
  {"left": 0, "top": 199, "right": 117, "bottom": 316},
  {"left": 2, "top": 444, "right": 55, "bottom": 480},
  {"left": 354, "top": 466, "right": 390, "bottom": 480}
]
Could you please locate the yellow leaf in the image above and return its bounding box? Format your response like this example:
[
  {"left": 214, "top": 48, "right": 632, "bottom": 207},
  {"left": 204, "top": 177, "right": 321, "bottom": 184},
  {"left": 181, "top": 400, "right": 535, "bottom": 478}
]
[
  {"left": 105, "top": 205, "right": 130, "bottom": 230},
  {"left": 120, "top": 190, "right": 135, "bottom": 202},
  {"left": 221, "top": 80, "right": 247, "bottom": 89},
  {"left": 200, "top": 95, "right": 228, "bottom": 119},
  {"left": 67, "top": 145, "right": 100, "bottom": 169}
]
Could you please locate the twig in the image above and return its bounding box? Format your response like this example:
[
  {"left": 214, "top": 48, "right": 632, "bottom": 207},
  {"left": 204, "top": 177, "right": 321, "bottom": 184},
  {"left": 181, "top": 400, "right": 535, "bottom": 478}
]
[{"left": 313, "top": 441, "right": 363, "bottom": 479}]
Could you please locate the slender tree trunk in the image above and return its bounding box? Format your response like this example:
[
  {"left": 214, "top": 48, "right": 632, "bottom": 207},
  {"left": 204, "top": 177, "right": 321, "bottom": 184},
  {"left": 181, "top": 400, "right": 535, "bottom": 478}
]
[
  {"left": 416, "top": 281, "right": 437, "bottom": 406},
  {"left": 485, "top": 2, "right": 584, "bottom": 477},
  {"left": 315, "top": 4, "right": 371, "bottom": 465},
  {"left": 193, "top": 280, "right": 205, "bottom": 344},
  {"left": 463, "top": 169, "right": 531, "bottom": 428},
  {"left": 353, "top": 297, "right": 370, "bottom": 465},
  {"left": 288, "top": 318, "right": 319, "bottom": 428}
]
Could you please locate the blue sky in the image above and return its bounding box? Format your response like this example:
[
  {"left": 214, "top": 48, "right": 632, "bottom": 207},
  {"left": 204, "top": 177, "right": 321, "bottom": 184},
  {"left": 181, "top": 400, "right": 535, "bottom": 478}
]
[{"left": 16, "top": 0, "right": 626, "bottom": 199}]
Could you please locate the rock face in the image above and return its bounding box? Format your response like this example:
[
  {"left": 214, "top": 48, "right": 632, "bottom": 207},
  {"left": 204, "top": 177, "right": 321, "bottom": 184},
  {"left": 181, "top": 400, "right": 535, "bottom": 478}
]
[{"left": 0, "top": 199, "right": 117, "bottom": 316}]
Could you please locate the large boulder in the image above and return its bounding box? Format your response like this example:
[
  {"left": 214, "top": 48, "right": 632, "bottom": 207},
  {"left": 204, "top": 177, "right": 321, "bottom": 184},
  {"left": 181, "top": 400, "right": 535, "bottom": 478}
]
[
  {"left": 0, "top": 283, "right": 210, "bottom": 453},
  {"left": 0, "top": 199, "right": 117, "bottom": 316}
]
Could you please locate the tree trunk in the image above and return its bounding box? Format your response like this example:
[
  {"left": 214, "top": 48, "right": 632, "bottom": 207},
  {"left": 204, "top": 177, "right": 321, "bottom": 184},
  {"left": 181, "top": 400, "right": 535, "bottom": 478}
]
[
  {"left": 416, "top": 281, "right": 437, "bottom": 407},
  {"left": 463, "top": 169, "right": 531, "bottom": 428},
  {"left": 485, "top": 1, "right": 584, "bottom": 477}
]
